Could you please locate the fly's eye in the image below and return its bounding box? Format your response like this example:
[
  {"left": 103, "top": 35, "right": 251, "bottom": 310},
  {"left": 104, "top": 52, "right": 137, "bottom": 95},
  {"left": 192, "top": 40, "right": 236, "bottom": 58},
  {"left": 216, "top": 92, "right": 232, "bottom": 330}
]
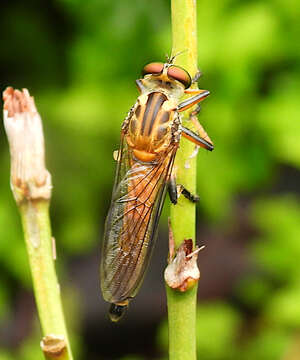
[
  {"left": 167, "top": 65, "right": 191, "bottom": 89},
  {"left": 142, "top": 62, "right": 164, "bottom": 76}
]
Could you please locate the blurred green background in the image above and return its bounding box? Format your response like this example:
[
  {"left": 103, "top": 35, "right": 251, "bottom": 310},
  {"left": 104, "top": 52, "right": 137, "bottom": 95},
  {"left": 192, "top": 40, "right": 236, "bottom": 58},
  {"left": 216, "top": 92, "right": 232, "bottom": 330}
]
[{"left": 0, "top": 0, "right": 300, "bottom": 359}]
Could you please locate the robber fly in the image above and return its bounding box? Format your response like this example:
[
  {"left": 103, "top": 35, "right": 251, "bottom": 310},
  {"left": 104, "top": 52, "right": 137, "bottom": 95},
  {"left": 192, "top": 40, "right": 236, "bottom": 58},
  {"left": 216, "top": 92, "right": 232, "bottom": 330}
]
[{"left": 100, "top": 56, "right": 213, "bottom": 321}]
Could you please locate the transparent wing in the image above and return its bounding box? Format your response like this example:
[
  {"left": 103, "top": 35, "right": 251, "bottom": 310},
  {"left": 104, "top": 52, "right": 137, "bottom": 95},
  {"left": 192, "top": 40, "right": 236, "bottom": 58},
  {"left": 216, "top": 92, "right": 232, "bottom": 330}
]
[{"left": 101, "top": 135, "right": 177, "bottom": 303}]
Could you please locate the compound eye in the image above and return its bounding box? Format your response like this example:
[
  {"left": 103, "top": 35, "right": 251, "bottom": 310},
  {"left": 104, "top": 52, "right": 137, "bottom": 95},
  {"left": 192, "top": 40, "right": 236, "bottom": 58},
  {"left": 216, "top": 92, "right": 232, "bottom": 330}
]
[
  {"left": 167, "top": 65, "right": 191, "bottom": 89},
  {"left": 142, "top": 62, "right": 164, "bottom": 76}
]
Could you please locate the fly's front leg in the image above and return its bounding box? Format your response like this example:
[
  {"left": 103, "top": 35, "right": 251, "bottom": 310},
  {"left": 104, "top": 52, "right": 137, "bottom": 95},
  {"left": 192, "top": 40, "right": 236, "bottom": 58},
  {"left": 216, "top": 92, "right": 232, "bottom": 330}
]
[
  {"left": 177, "top": 89, "right": 214, "bottom": 151},
  {"left": 135, "top": 79, "right": 147, "bottom": 93},
  {"left": 191, "top": 70, "right": 202, "bottom": 84},
  {"left": 178, "top": 89, "right": 210, "bottom": 112},
  {"left": 168, "top": 173, "right": 200, "bottom": 205}
]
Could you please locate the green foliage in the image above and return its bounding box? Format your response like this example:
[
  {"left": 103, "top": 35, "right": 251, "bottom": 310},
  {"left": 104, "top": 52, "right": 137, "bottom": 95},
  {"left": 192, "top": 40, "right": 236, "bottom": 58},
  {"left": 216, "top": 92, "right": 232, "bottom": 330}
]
[
  {"left": 235, "top": 274, "right": 273, "bottom": 309},
  {"left": 18, "top": 330, "right": 44, "bottom": 360},
  {"left": 240, "top": 328, "right": 291, "bottom": 360},
  {"left": 265, "top": 283, "right": 300, "bottom": 328},
  {"left": 251, "top": 196, "right": 300, "bottom": 281},
  {"left": 0, "top": 352, "right": 14, "bottom": 360},
  {"left": 158, "top": 302, "right": 241, "bottom": 360},
  {"left": 194, "top": 303, "right": 241, "bottom": 360}
]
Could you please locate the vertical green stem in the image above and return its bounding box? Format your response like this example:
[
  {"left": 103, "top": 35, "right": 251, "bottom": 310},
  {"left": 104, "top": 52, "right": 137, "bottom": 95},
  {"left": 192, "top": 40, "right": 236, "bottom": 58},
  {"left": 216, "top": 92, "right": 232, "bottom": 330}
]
[
  {"left": 19, "top": 200, "right": 73, "bottom": 360},
  {"left": 167, "top": 0, "right": 199, "bottom": 359}
]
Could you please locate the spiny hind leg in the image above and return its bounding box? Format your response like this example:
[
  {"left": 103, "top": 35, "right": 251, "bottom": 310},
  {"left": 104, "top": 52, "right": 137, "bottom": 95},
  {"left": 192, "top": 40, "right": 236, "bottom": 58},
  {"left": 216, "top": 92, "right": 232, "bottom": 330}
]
[
  {"left": 189, "top": 107, "right": 214, "bottom": 147},
  {"left": 168, "top": 173, "right": 200, "bottom": 205},
  {"left": 180, "top": 105, "right": 214, "bottom": 150}
]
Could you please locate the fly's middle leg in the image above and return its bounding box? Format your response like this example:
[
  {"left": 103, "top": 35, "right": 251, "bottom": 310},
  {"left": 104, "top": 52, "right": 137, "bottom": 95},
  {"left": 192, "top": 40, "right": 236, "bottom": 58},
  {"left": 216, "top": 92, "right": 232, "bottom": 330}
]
[
  {"left": 168, "top": 174, "right": 200, "bottom": 205},
  {"left": 178, "top": 185, "right": 200, "bottom": 203},
  {"left": 177, "top": 86, "right": 214, "bottom": 151},
  {"left": 168, "top": 175, "right": 178, "bottom": 205}
]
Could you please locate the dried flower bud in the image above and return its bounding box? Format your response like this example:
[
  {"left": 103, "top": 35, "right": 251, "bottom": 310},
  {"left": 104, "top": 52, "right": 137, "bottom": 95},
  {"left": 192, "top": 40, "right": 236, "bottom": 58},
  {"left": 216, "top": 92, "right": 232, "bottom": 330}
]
[
  {"left": 165, "top": 220, "right": 202, "bottom": 291},
  {"left": 40, "top": 334, "right": 67, "bottom": 360},
  {"left": 3, "top": 87, "right": 52, "bottom": 204}
]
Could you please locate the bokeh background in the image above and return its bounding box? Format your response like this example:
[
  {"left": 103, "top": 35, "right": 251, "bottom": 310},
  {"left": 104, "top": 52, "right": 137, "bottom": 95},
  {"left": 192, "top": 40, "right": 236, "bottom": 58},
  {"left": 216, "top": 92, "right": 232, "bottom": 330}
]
[{"left": 0, "top": 0, "right": 300, "bottom": 359}]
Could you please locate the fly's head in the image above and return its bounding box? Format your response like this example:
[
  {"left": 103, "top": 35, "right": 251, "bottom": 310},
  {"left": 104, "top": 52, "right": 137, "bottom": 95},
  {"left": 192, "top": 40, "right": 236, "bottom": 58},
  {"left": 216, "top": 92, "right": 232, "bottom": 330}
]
[{"left": 137, "top": 62, "right": 192, "bottom": 99}]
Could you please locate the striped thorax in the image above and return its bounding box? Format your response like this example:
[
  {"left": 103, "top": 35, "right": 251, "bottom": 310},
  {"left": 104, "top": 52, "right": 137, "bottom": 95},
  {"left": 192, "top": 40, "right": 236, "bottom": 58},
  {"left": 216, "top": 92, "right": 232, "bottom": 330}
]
[{"left": 124, "top": 62, "right": 189, "bottom": 162}]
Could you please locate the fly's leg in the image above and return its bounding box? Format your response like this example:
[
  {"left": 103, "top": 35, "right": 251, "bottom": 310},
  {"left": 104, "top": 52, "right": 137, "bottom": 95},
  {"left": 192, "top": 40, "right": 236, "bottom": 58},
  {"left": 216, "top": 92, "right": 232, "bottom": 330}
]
[
  {"left": 177, "top": 89, "right": 214, "bottom": 150},
  {"left": 173, "top": 86, "right": 213, "bottom": 199},
  {"left": 191, "top": 104, "right": 201, "bottom": 116},
  {"left": 168, "top": 174, "right": 200, "bottom": 205},
  {"left": 191, "top": 70, "right": 202, "bottom": 84},
  {"left": 181, "top": 109, "right": 214, "bottom": 151},
  {"left": 189, "top": 106, "right": 214, "bottom": 147},
  {"left": 178, "top": 185, "right": 200, "bottom": 203},
  {"left": 181, "top": 126, "right": 214, "bottom": 151},
  {"left": 135, "top": 79, "right": 147, "bottom": 93},
  {"left": 178, "top": 89, "right": 210, "bottom": 111},
  {"left": 168, "top": 175, "right": 178, "bottom": 205}
]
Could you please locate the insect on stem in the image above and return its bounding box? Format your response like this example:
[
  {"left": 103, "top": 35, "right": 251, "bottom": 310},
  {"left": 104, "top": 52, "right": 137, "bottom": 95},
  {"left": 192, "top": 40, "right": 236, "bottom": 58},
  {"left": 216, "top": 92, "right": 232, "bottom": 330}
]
[{"left": 100, "top": 58, "right": 213, "bottom": 320}]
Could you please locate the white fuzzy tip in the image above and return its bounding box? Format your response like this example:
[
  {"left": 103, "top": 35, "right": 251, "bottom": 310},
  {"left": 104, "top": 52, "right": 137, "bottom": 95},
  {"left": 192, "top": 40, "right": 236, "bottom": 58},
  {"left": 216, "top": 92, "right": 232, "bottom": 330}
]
[{"left": 3, "top": 87, "right": 52, "bottom": 203}]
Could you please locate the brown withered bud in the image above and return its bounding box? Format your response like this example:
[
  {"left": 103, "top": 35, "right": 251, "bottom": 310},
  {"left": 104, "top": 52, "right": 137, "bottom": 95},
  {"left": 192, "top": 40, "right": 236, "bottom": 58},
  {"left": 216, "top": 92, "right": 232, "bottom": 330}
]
[
  {"left": 164, "top": 219, "right": 203, "bottom": 292},
  {"left": 40, "top": 334, "right": 67, "bottom": 360},
  {"left": 3, "top": 87, "right": 52, "bottom": 204}
]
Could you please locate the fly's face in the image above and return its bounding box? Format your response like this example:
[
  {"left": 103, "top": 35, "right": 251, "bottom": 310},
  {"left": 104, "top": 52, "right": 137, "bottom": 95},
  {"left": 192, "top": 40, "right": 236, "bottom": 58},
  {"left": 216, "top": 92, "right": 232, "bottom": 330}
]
[{"left": 139, "top": 62, "right": 192, "bottom": 100}]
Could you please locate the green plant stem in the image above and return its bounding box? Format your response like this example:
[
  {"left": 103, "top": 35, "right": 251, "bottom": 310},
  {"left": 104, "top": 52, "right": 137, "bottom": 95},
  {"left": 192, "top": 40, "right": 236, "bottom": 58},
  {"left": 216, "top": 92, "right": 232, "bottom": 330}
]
[
  {"left": 19, "top": 200, "right": 73, "bottom": 360},
  {"left": 167, "top": 0, "right": 199, "bottom": 359}
]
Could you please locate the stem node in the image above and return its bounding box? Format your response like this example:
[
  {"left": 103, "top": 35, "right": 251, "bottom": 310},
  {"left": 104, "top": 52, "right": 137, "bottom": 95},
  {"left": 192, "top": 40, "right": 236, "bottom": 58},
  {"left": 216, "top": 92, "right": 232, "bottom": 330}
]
[
  {"left": 165, "top": 237, "right": 201, "bottom": 292},
  {"left": 41, "top": 334, "right": 68, "bottom": 360}
]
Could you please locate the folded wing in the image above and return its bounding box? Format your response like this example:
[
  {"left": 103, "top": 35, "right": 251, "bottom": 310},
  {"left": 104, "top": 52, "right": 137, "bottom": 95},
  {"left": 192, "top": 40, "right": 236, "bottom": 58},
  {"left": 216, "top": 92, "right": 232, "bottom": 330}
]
[{"left": 101, "top": 136, "right": 177, "bottom": 303}]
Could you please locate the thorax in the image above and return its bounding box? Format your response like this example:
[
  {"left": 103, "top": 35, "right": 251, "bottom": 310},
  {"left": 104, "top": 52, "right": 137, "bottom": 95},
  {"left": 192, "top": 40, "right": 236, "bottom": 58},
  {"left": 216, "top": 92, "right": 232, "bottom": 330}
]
[{"left": 125, "top": 91, "right": 180, "bottom": 162}]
